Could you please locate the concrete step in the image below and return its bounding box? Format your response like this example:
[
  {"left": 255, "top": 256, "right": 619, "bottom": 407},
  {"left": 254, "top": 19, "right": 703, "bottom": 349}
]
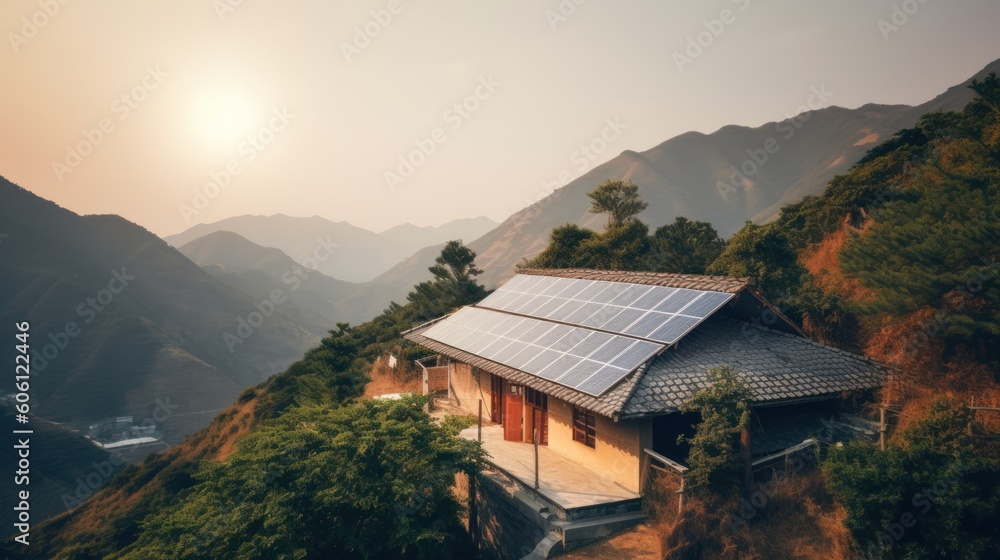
[
  {"left": 553, "top": 511, "right": 646, "bottom": 550},
  {"left": 520, "top": 531, "right": 564, "bottom": 560}
]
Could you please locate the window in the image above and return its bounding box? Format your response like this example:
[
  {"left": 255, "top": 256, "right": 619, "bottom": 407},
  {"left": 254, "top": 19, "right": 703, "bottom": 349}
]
[
  {"left": 572, "top": 407, "right": 596, "bottom": 448},
  {"left": 526, "top": 388, "right": 547, "bottom": 410}
]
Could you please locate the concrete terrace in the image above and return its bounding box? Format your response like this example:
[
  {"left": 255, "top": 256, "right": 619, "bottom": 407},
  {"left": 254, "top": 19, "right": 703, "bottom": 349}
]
[{"left": 460, "top": 424, "right": 640, "bottom": 511}]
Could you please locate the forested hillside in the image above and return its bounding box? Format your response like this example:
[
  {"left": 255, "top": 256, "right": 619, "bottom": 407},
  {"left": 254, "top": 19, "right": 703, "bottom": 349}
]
[{"left": 5, "top": 242, "right": 488, "bottom": 560}]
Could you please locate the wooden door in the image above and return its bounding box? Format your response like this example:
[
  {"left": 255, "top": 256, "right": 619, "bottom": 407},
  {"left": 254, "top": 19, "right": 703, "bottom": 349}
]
[
  {"left": 504, "top": 385, "right": 523, "bottom": 442},
  {"left": 531, "top": 408, "right": 548, "bottom": 445},
  {"left": 490, "top": 375, "right": 503, "bottom": 424}
]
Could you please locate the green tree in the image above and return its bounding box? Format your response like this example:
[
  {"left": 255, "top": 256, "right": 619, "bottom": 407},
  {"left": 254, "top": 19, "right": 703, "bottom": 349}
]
[
  {"left": 706, "top": 221, "right": 804, "bottom": 300},
  {"left": 587, "top": 179, "right": 648, "bottom": 229},
  {"left": 115, "top": 398, "right": 484, "bottom": 560},
  {"left": 824, "top": 399, "right": 1000, "bottom": 559},
  {"left": 522, "top": 223, "right": 596, "bottom": 269},
  {"left": 678, "top": 365, "right": 751, "bottom": 498},
  {"left": 648, "top": 217, "right": 726, "bottom": 274},
  {"left": 575, "top": 218, "right": 650, "bottom": 271},
  {"left": 407, "top": 241, "right": 487, "bottom": 321}
]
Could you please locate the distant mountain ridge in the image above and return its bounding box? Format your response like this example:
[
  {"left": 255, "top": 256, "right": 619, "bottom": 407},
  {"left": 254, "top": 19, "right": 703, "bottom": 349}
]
[
  {"left": 177, "top": 231, "right": 402, "bottom": 326},
  {"left": 0, "top": 178, "right": 320, "bottom": 438},
  {"left": 164, "top": 215, "right": 497, "bottom": 283},
  {"left": 387, "top": 57, "right": 1000, "bottom": 289}
]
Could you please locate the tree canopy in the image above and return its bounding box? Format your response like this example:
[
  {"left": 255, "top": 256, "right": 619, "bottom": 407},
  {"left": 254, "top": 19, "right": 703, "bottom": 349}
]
[{"left": 587, "top": 179, "right": 648, "bottom": 229}]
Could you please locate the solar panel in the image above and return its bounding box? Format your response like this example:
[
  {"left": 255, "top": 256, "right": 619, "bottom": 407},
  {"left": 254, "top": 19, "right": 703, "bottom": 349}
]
[
  {"left": 478, "top": 275, "right": 734, "bottom": 345},
  {"left": 421, "top": 306, "right": 662, "bottom": 397}
]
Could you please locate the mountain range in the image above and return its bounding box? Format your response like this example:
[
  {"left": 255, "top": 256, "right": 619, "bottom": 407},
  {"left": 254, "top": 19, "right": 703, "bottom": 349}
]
[{"left": 164, "top": 214, "right": 498, "bottom": 283}]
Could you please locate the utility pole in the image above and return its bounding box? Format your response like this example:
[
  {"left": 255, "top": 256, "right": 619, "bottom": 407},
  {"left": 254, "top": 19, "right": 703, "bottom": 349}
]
[
  {"left": 533, "top": 428, "right": 540, "bottom": 490},
  {"left": 879, "top": 407, "right": 887, "bottom": 451}
]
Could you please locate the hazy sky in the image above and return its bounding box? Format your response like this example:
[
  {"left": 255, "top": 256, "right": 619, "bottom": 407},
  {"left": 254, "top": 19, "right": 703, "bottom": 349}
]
[{"left": 3, "top": 0, "right": 999, "bottom": 236}]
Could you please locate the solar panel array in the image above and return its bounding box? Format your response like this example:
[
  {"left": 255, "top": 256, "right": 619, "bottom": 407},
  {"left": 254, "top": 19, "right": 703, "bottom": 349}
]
[
  {"left": 422, "top": 306, "right": 662, "bottom": 397},
  {"left": 476, "top": 274, "right": 734, "bottom": 344},
  {"left": 420, "top": 275, "right": 736, "bottom": 397}
]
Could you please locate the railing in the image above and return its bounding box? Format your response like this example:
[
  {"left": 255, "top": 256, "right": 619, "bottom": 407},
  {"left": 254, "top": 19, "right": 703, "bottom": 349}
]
[{"left": 644, "top": 448, "right": 688, "bottom": 514}]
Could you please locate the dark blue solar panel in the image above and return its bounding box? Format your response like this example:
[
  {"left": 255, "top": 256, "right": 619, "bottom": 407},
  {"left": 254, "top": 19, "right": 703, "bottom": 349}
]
[
  {"left": 538, "top": 353, "right": 583, "bottom": 380},
  {"left": 516, "top": 321, "right": 555, "bottom": 342},
  {"left": 679, "top": 292, "right": 732, "bottom": 317},
  {"left": 648, "top": 315, "right": 701, "bottom": 343},
  {"left": 568, "top": 331, "right": 615, "bottom": 358},
  {"left": 609, "top": 340, "right": 660, "bottom": 369},
  {"left": 530, "top": 297, "right": 566, "bottom": 318},
  {"left": 653, "top": 289, "right": 701, "bottom": 313},
  {"left": 515, "top": 295, "right": 550, "bottom": 315},
  {"left": 506, "top": 345, "right": 542, "bottom": 369},
  {"left": 588, "top": 282, "right": 629, "bottom": 304},
  {"left": 553, "top": 359, "right": 603, "bottom": 386},
  {"left": 576, "top": 365, "right": 629, "bottom": 395},
  {"left": 574, "top": 281, "right": 613, "bottom": 301},
  {"left": 541, "top": 277, "right": 575, "bottom": 296},
  {"left": 493, "top": 315, "right": 524, "bottom": 337},
  {"left": 600, "top": 307, "right": 646, "bottom": 332},
  {"left": 589, "top": 338, "right": 633, "bottom": 363},
  {"left": 492, "top": 340, "right": 530, "bottom": 363},
  {"left": 623, "top": 311, "right": 673, "bottom": 338},
  {"left": 609, "top": 284, "right": 653, "bottom": 307},
  {"left": 563, "top": 302, "right": 605, "bottom": 325},
  {"left": 579, "top": 305, "right": 621, "bottom": 328},
  {"left": 522, "top": 349, "right": 562, "bottom": 375},
  {"left": 480, "top": 337, "right": 513, "bottom": 359},
  {"left": 536, "top": 324, "right": 573, "bottom": 346},
  {"left": 546, "top": 300, "right": 585, "bottom": 321},
  {"left": 632, "top": 287, "right": 675, "bottom": 310},
  {"left": 551, "top": 328, "right": 591, "bottom": 352},
  {"left": 555, "top": 279, "right": 589, "bottom": 299}
]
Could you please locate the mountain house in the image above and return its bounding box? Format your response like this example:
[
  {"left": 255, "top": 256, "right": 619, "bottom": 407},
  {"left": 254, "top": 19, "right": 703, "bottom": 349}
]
[{"left": 404, "top": 269, "right": 885, "bottom": 558}]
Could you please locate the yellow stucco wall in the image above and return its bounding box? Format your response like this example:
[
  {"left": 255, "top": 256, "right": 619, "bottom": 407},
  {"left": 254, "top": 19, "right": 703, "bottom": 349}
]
[
  {"left": 448, "top": 362, "right": 492, "bottom": 418},
  {"left": 545, "top": 396, "right": 649, "bottom": 494}
]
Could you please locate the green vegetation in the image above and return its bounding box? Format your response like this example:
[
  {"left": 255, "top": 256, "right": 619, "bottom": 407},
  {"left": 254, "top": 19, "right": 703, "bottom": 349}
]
[
  {"left": 524, "top": 189, "right": 725, "bottom": 275},
  {"left": 15, "top": 241, "right": 489, "bottom": 560},
  {"left": 710, "top": 75, "right": 1000, "bottom": 361},
  {"left": 824, "top": 399, "right": 1000, "bottom": 559},
  {"left": 677, "top": 366, "right": 751, "bottom": 498},
  {"left": 115, "top": 399, "right": 483, "bottom": 560},
  {"left": 587, "top": 179, "right": 648, "bottom": 228}
]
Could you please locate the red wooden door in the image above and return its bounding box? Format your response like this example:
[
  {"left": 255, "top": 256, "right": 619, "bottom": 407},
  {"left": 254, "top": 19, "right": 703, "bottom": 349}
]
[
  {"left": 504, "top": 386, "right": 523, "bottom": 442},
  {"left": 532, "top": 408, "right": 548, "bottom": 445}
]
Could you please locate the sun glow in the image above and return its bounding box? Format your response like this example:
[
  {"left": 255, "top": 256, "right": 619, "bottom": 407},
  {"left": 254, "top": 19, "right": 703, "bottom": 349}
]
[{"left": 188, "top": 92, "right": 259, "bottom": 153}]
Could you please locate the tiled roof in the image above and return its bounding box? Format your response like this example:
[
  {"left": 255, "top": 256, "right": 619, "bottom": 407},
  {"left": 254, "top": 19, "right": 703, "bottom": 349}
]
[
  {"left": 404, "top": 270, "right": 886, "bottom": 419},
  {"left": 618, "top": 316, "right": 886, "bottom": 418},
  {"left": 405, "top": 315, "right": 885, "bottom": 419},
  {"left": 517, "top": 268, "right": 752, "bottom": 294}
]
